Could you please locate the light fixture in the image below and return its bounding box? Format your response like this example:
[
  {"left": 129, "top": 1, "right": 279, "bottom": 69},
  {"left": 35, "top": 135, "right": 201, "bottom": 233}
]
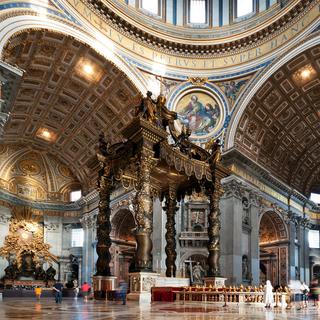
[
  {"left": 36, "top": 127, "right": 57, "bottom": 142},
  {"left": 75, "top": 58, "right": 102, "bottom": 82},
  {"left": 301, "top": 69, "right": 311, "bottom": 79},
  {"left": 293, "top": 64, "right": 316, "bottom": 84},
  {"left": 83, "top": 64, "right": 94, "bottom": 75}
]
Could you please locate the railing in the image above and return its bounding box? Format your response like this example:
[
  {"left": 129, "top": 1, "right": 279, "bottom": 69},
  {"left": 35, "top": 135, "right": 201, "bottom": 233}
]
[{"left": 173, "top": 288, "right": 287, "bottom": 306}]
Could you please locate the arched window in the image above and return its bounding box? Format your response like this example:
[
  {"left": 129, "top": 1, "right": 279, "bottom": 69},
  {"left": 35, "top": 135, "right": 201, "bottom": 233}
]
[
  {"left": 310, "top": 192, "right": 320, "bottom": 204},
  {"left": 141, "top": 0, "right": 159, "bottom": 15},
  {"left": 309, "top": 230, "right": 320, "bottom": 249},
  {"left": 236, "top": 0, "right": 254, "bottom": 17},
  {"left": 70, "top": 189, "right": 82, "bottom": 202},
  {"left": 189, "top": 0, "right": 207, "bottom": 24},
  {"left": 71, "top": 228, "right": 84, "bottom": 247}
]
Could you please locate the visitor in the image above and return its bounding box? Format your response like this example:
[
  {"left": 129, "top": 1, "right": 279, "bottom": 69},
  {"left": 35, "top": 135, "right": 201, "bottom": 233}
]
[
  {"left": 35, "top": 286, "right": 42, "bottom": 300},
  {"left": 74, "top": 285, "right": 79, "bottom": 299},
  {"left": 284, "top": 285, "right": 292, "bottom": 309},
  {"left": 300, "top": 281, "right": 309, "bottom": 308},
  {"left": 310, "top": 279, "right": 320, "bottom": 309},
  {"left": 118, "top": 280, "right": 128, "bottom": 305},
  {"left": 264, "top": 280, "right": 274, "bottom": 308},
  {"left": 81, "top": 282, "right": 91, "bottom": 302},
  {"left": 53, "top": 281, "right": 63, "bottom": 304}
]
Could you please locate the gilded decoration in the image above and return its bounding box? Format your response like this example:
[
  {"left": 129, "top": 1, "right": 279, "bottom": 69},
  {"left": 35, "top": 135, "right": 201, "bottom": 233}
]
[
  {"left": 0, "top": 144, "right": 81, "bottom": 203},
  {"left": 0, "top": 206, "right": 57, "bottom": 274},
  {"left": 19, "top": 160, "right": 41, "bottom": 175}
]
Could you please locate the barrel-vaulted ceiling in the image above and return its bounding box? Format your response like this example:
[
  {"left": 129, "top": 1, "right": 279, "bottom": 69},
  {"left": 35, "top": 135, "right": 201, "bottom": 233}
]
[
  {"left": 235, "top": 45, "right": 320, "bottom": 196},
  {"left": 1, "top": 30, "right": 141, "bottom": 192}
]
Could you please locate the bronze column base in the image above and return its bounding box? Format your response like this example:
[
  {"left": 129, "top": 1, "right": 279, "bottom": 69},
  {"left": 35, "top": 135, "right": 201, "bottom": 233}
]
[{"left": 134, "top": 230, "right": 153, "bottom": 272}]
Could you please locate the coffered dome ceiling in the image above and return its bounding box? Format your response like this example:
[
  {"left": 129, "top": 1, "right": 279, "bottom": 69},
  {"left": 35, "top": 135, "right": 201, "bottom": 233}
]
[
  {"left": 235, "top": 44, "right": 320, "bottom": 196},
  {"left": 1, "top": 30, "right": 141, "bottom": 192}
]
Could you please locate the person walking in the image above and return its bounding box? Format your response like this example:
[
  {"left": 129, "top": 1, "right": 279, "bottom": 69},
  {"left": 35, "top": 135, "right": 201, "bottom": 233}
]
[
  {"left": 264, "top": 280, "right": 274, "bottom": 308},
  {"left": 81, "top": 282, "right": 91, "bottom": 302},
  {"left": 119, "top": 280, "right": 128, "bottom": 305},
  {"left": 53, "top": 281, "right": 63, "bottom": 304}
]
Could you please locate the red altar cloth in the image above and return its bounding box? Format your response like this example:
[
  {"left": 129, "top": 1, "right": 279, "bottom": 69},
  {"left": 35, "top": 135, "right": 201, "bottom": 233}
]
[{"left": 151, "top": 287, "right": 183, "bottom": 302}]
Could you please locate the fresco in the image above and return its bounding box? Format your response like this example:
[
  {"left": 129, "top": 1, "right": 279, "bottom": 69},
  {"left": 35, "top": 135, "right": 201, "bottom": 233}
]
[{"left": 176, "top": 92, "right": 221, "bottom": 137}]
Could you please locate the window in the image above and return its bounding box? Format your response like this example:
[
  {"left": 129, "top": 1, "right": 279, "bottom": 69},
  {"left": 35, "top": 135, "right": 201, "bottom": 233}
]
[
  {"left": 189, "top": 0, "right": 207, "bottom": 24},
  {"left": 309, "top": 230, "right": 320, "bottom": 249},
  {"left": 70, "top": 190, "right": 82, "bottom": 202},
  {"left": 141, "top": 0, "right": 159, "bottom": 15},
  {"left": 237, "top": 0, "right": 253, "bottom": 17},
  {"left": 310, "top": 193, "right": 320, "bottom": 204},
  {"left": 71, "top": 228, "right": 84, "bottom": 247}
]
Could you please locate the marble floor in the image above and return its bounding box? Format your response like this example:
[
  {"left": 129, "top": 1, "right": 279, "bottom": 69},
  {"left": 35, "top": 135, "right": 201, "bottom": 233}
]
[{"left": 0, "top": 298, "right": 319, "bottom": 320}]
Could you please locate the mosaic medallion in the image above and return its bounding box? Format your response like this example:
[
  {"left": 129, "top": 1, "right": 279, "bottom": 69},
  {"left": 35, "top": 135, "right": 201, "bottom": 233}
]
[{"left": 168, "top": 84, "right": 228, "bottom": 144}]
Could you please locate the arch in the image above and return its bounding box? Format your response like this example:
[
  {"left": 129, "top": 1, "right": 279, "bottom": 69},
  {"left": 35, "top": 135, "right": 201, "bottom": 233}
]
[
  {"left": 111, "top": 208, "right": 136, "bottom": 242},
  {"left": 259, "top": 210, "right": 289, "bottom": 286},
  {"left": 225, "top": 32, "right": 320, "bottom": 150},
  {"left": 259, "top": 210, "right": 288, "bottom": 243},
  {"left": 0, "top": 16, "right": 147, "bottom": 94},
  {"left": 179, "top": 250, "right": 208, "bottom": 273}
]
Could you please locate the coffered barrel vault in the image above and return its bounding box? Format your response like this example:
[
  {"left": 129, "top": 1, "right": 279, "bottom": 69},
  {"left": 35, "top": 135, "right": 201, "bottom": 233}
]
[
  {"left": 234, "top": 45, "right": 320, "bottom": 196},
  {"left": 1, "top": 30, "right": 142, "bottom": 192}
]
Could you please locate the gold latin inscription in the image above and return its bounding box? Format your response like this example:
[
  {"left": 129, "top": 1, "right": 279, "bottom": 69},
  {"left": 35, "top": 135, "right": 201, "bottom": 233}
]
[{"left": 66, "top": 0, "right": 320, "bottom": 70}]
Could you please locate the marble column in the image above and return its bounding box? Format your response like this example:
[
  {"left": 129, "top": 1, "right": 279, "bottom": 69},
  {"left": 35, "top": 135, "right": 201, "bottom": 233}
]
[
  {"left": 133, "top": 147, "right": 156, "bottom": 272},
  {"left": 164, "top": 185, "right": 178, "bottom": 277}
]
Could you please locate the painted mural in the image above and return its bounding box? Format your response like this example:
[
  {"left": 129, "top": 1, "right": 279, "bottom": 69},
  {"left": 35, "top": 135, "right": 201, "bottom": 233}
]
[{"left": 176, "top": 92, "right": 221, "bottom": 137}]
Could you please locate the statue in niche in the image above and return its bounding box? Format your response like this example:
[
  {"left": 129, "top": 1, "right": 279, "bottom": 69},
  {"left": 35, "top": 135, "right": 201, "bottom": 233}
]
[
  {"left": 45, "top": 265, "right": 56, "bottom": 281},
  {"left": 242, "top": 255, "right": 249, "bottom": 280},
  {"left": 192, "top": 262, "right": 205, "bottom": 284},
  {"left": 242, "top": 197, "right": 250, "bottom": 225}
]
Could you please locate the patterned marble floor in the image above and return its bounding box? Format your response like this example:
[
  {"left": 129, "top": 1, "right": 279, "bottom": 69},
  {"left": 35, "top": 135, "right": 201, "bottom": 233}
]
[{"left": 0, "top": 298, "right": 319, "bottom": 319}]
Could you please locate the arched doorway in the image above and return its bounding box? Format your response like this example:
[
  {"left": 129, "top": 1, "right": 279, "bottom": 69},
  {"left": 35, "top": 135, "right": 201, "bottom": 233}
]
[
  {"left": 111, "top": 209, "right": 136, "bottom": 284},
  {"left": 259, "top": 211, "right": 289, "bottom": 286}
]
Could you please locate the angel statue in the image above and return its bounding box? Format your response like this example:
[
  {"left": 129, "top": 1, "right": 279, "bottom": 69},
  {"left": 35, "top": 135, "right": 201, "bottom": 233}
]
[
  {"left": 206, "top": 138, "right": 221, "bottom": 165},
  {"left": 135, "top": 91, "right": 157, "bottom": 124}
]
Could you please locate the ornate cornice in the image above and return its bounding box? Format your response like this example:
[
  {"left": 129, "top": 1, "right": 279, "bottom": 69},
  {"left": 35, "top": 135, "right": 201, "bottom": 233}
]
[
  {"left": 84, "top": 0, "right": 316, "bottom": 57},
  {"left": 222, "top": 148, "right": 319, "bottom": 208}
]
